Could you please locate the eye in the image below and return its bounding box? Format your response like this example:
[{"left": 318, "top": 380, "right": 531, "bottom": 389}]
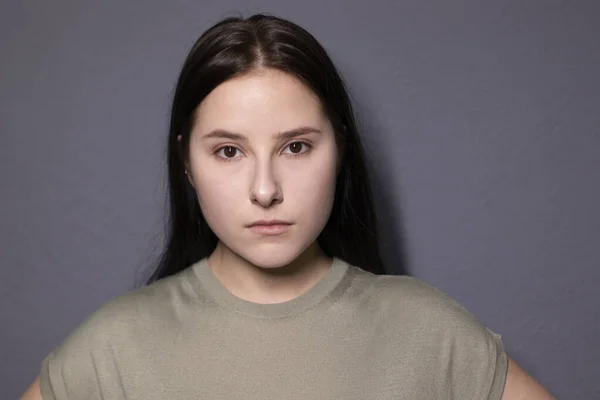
[
  {"left": 282, "top": 141, "right": 311, "bottom": 156},
  {"left": 215, "top": 146, "right": 242, "bottom": 160}
]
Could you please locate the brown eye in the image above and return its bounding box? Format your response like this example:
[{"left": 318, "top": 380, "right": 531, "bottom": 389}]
[
  {"left": 284, "top": 141, "right": 311, "bottom": 156},
  {"left": 216, "top": 146, "right": 240, "bottom": 159},
  {"left": 289, "top": 142, "right": 303, "bottom": 154},
  {"left": 223, "top": 146, "right": 237, "bottom": 158}
]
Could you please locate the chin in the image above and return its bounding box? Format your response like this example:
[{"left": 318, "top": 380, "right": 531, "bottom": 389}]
[
  {"left": 244, "top": 253, "right": 300, "bottom": 270},
  {"left": 236, "top": 244, "right": 309, "bottom": 270}
]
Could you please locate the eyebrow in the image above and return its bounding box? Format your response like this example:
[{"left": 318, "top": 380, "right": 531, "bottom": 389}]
[{"left": 202, "top": 126, "right": 322, "bottom": 142}]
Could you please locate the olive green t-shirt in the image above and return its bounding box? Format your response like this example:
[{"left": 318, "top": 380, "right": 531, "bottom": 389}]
[{"left": 40, "top": 257, "right": 507, "bottom": 399}]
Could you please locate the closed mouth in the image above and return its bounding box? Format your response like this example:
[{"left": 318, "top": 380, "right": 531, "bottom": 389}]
[{"left": 248, "top": 220, "right": 292, "bottom": 227}]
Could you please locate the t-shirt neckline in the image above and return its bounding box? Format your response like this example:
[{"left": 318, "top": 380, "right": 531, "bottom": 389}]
[{"left": 191, "top": 257, "right": 350, "bottom": 318}]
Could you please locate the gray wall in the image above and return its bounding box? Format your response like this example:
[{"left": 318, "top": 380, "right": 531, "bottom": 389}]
[{"left": 2, "top": 1, "right": 598, "bottom": 398}]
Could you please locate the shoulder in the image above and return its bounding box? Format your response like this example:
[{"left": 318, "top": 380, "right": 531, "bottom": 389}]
[
  {"left": 40, "top": 266, "right": 202, "bottom": 398},
  {"left": 54, "top": 265, "right": 200, "bottom": 350},
  {"left": 348, "top": 267, "right": 508, "bottom": 398},
  {"left": 350, "top": 267, "right": 501, "bottom": 341},
  {"left": 353, "top": 268, "right": 474, "bottom": 314}
]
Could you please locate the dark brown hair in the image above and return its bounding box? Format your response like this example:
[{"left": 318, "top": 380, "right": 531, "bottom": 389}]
[{"left": 147, "top": 13, "right": 385, "bottom": 283}]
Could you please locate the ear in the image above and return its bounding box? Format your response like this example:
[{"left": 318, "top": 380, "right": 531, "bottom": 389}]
[
  {"left": 178, "top": 135, "right": 195, "bottom": 188},
  {"left": 184, "top": 164, "right": 195, "bottom": 188},
  {"left": 185, "top": 162, "right": 195, "bottom": 188}
]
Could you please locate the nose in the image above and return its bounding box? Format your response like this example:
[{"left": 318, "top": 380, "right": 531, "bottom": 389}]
[{"left": 250, "top": 159, "right": 283, "bottom": 208}]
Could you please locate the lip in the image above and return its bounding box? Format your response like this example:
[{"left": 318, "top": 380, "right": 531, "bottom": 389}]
[{"left": 247, "top": 220, "right": 292, "bottom": 235}]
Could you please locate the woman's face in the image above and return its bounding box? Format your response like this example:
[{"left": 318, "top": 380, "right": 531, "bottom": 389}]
[{"left": 185, "top": 68, "right": 338, "bottom": 268}]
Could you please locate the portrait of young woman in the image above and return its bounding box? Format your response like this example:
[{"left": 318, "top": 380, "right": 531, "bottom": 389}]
[{"left": 20, "top": 14, "right": 555, "bottom": 400}]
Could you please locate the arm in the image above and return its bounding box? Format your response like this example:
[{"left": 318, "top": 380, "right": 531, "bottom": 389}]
[
  {"left": 20, "top": 376, "right": 42, "bottom": 400},
  {"left": 501, "top": 357, "right": 555, "bottom": 400}
]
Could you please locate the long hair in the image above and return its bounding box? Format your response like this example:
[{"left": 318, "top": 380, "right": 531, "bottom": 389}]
[{"left": 146, "top": 13, "right": 385, "bottom": 284}]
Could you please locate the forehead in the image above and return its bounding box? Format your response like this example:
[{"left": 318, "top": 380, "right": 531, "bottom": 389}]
[{"left": 193, "top": 69, "right": 329, "bottom": 136}]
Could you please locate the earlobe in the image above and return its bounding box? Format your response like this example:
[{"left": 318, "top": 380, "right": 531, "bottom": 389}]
[
  {"left": 184, "top": 167, "right": 195, "bottom": 188},
  {"left": 178, "top": 136, "right": 194, "bottom": 187}
]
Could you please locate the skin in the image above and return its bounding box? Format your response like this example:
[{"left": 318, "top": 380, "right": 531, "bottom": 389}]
[
  {"left": 21, "top": 68, "right": 555, "bottom": 400},
  {"left": 183, "top": 68, "right": 339, "bottom": 305}
]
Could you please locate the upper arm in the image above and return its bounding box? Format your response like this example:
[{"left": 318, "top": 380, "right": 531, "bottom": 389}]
[
  {"left": 500, "top": 357, "right": 555, "bottom": 400},
  {"left": 20, "top": 376, "right": 42, "bottom": 400}
]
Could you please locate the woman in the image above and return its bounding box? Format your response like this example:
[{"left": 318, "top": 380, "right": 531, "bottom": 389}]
[{"left": 22, "top": 14, "right": 554, "bottom": 399}]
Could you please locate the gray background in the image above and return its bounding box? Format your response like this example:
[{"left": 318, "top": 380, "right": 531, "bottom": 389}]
[{"left": 2, "top": 1, "right": 598, "bottom": 398}]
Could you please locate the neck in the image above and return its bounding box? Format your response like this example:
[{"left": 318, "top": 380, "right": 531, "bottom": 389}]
[{"left": 207, "top": 242, "right": 333, "bottom": 305}]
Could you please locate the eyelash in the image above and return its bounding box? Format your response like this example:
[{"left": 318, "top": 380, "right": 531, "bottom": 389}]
[{"left": 213, "top": 141, "right": 312, "bottom": 162}]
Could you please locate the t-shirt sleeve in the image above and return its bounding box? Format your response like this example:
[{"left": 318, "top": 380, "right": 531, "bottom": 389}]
[
  {"left": 440, "top": 323, "right": 508, "bottom": 400},
  {"left": 397, "top": 277, "right": 509, "bottom": 399},
  {"left": 38, "top": 298, "right": 127, "bottom": 400}
]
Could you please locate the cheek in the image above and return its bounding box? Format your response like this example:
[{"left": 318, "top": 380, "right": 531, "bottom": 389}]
[
  {"left": 287, "top": 151, "right": 338, "bottom": 215},
  {"left": 194, "top": 171, "right": 245, "bottom": 231}
]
